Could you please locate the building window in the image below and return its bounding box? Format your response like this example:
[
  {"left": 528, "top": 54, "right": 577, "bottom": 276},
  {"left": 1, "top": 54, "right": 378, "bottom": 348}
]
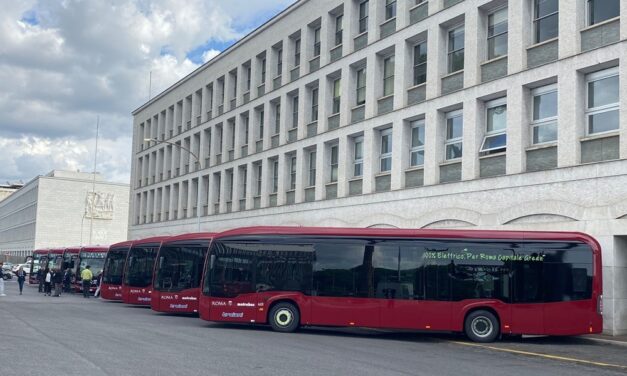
[
  {"left": 586, "top": 67, "right": 619, "bottom": 135},
  {"left": 258, "top": 110, "right": 265, "bottom": 140},
  {"left": 533, "top": 0, "right": 558, "bottom": 44},
  {"left": 313, "top": 27, "right": 321, "bottom": 57},
  {"left": 356, "top": 68, "right": 366, "bottom": 105},
  {"left": 410, "top": 120, "right": 425, "bottom": 167},
  {"left": 261, "top": 58, "right": 267, "bottom": 84},
  {"left": 587, "top": 0, "right": 619, "bottom": 26},
  {"left": 215, "top": 175, "right": 221, "bottom": 203},
  {"left": 227, "top": 170, "right": 234, "bottom": 201},
  {"left": 335, "top": 15, "right": 343, "bottom": 46},
  {"left": 445, "top": 110, "right": 463, "bottom": 160},
  {"left": 244, "top": 117, "right": 250, "bottom": 144},
  {"left": 271, "top": 159, "right": 279, "bottom": 193},
  {"left": 277, "top": 49, "right": 283, "bottom": 76},
  {"left": 332, "top": 78, "right": 341, "bottom": 114},
  {"left": 246, "top": 66, "right": 251, "bottom": 91},
  {"left": 487, "top": 7, "right": 508, "bottom": 60},
  {"left": 330, "top": 144, "right": 339, "bottom": 182},
  {"left": 480, "top": 98, "right": 507, "bottom": 154},
  {"left": 311, "top": 88, "right": 319, "bottom": 122},
  {"left": 255, "top": 164, "right": 262, "bottom": 196},
  {"left": 383, "top": 55, "right": 395, "bottom": 97},
  {"left": 289, "top": 155, "right": 297, "bottom": 190},
  {"left": 359, "top": 0, "right": 369, "bottom": 34},
  {"left": 240, "top": 167, "right": 247, "bottom": 199},
  {"left": 385, "top": 0, "right": 397, "bottom": 21},
  {"left": 292, "top": 96, "right": 299, "bottom": 128},
  {"left": 531, "top": 84, "right": 557, "bottom": 144},
  {"left": 447, "top": 26, "right": 465, "bottom": 74},
  {"left": 413, "top": 41, "right": 427, "bottom": 86},
  {"left": 308, "top": 151, "right": 317, "bottom": 186},
  {"left": 354, "top": 136, "right": 364, "bottom": 177},
  {"left": 274, "top": 103, "right": 281, "bottom": 135},
  {"left": 380, "top": 128, "right": 392, "bottom": 172},
  {"left": 294, "top": 38, "right": 301, "bottom": 66}
]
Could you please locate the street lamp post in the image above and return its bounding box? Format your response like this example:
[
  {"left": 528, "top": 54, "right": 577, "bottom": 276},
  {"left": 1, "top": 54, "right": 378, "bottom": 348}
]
[{"left": 144, "top": 138, "right": 202, "bottom": 232}]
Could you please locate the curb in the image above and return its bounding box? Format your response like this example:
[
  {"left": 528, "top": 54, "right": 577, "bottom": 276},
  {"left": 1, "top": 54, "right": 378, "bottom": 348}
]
[{"left": 583, "top": 337, "right": 627, "bottom": 347}]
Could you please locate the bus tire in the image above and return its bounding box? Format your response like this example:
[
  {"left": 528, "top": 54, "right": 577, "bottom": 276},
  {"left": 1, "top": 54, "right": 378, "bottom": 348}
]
[
  {"left": 269, "top": 302, "right": 299, "bottom": 333},
  {"left": 465, "top": 310, "right": 499, "bottom": 343}
]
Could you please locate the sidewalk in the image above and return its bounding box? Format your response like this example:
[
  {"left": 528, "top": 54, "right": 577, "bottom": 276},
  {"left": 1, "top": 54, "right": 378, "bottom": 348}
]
[{"left": 583, "top": 333, "right": 627, "bottom": 346}]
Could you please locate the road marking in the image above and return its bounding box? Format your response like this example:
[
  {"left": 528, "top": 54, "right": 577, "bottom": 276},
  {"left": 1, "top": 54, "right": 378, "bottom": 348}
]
[{"left": 450, "top": 341, "right": 627, "bottom": 370}]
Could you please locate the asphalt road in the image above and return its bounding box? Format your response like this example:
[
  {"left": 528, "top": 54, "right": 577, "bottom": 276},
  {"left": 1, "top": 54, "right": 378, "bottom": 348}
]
[{"left": 1, "top": 279, "right": 625, "bottom": 376}]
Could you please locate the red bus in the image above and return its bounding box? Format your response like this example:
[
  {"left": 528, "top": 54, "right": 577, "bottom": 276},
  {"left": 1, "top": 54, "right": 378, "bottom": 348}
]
[
  {"left": 101, "top": 241, "right": 133, "bottom": 301},
  {"left": 47, "top": 248, "right": 65, "bottom": 271},
  {"left": 72, "top": 246, "right": 108, "bottom": 293},
  {"left": 151, "top": 233, "right": 215, "bottom": 314},
  {"left": 121, "top": 237, "right": 169, "bottom": 305},
  {"left": 199, "top": 227, "right": 602, "bottom": 342},
  {"left": 29, "top": 249, "right": 48, "bottom": 284}
]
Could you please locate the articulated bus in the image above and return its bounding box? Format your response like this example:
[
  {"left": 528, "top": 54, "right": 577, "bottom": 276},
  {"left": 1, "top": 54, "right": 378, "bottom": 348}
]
[
  {"left": 72, "top": 246, "right": 108, "bottom": 293},
  {"left": 101, "top": 241, "right": 133, "bottom": 301},
  {"left": 199, "top": 227, "right": 602, "bottom": 343},
  {"left": 122, "top": 237, "right": 170, "bottom": 305},
  {"left": 28, "top": 249, "right": 48, "bottom": 284},
  {"left": 151, "top": 233, "right": 215, "bottom": 314}
]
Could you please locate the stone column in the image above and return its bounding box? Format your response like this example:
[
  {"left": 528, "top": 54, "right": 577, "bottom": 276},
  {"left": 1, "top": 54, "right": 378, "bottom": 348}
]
[
  {"left": 461, "top": 99, "right": 480, "bottom": 181},
  {"left": 391, "top": 120, "right": 404, "bottom": 190},
  {"left": 362, "top": 127, "right": 375, "bottom": 194},
  {"left": 506, "top": 83, "right": 526, "bottom": 174},
  {"left": 337, "top": 135, "right": 348, "bottom": 198},
  {"left": 295, "top": 148, "right": 305, "bottom": 203},
  {"left": 464, "top": 8, "right": 480, "bottom": 87},
  {"left": 557, "top": 67, "right": 584, "bottom": 167}
]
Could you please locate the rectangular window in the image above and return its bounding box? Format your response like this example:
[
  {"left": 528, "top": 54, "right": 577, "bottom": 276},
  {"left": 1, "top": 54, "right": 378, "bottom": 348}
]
[
  {"left": 294, "top": 38, "right": 301, "bottom": 66},
  {"left": 258, "top": 110, "right": 265, "bottom": 140},
  {"left": 313, "top": 27, "right": 321, "bottom": 57},
  {"left": 330, "top": 144, "right": 339, "bottom": 182},
  {"left": 240, "top": 167, "right": 247, "bottom": 199},
  {"left": 311, "top": 88, "right": 319, "bottom": 122},
  {"left": 292, "top": 96, "right": 299, "bottom": 129},
  {"left": 587, "top": 0, "right": 619, "bottom": 26},
  {"left": 255, "top": 164, "right": 262, "bottom": 196},
  {"left": 354, "top": 136, "right": 363, "bottom": 177},
  {"left": 332, "top": 78, "right": 341, "bottom": 114},
  {"left": 232, "top": 74, "right": 237, "bottom": 98},
  {"left": 277, "top": 49, "right": 283, "bottom": 76},
  {"left": 383, "top": 56, "right": 395, "bottom": 97},
  {"left": 246, "top": 66, "right": 251, "bottom": 91},
  {"left": 380, "top": 128, "right": 392, "bottom": 172},
  {"left": 487, "top": 7, "right": 508, "bottom": 60},
  {"left": 244, "top": 117, "right": 250, "bottom": 144},
  {"left": 413, "top": 41, "right": 427, "bottom": 86},
  {"left": 534, "top": 0, "right": 558, "bottom": 44},
  {"left": 586, "top": 67, "right": 619, "bottom": 135},
  {"left": 445, "top": 110, "right": 463, "bottom": 160},
  {"left": 261, "top": 58, "right": 266, "bottom": 83},
  {"left": 335, "top": 15, "right": 343, "bottom": 46},
  {"left": 480, "top": 98, "right": 507, "bottom": 154},
  {"left": 274, "top": 103, "right": 281, "bottom": 135},
  {"left": 229, "top": 123, "right": 235, "bottom": 149},
  {"left": 359, "top": 0, "right": 369, "bottom": 34},
  {"left": 531, "top": 84, "right": 558, "bottom": 144},
  {"left": 385, "top": 0, "right": 397, "bottom": 21},
  {"left": 289, "top": 156, "right": 297, "bottom": 190},
  {"left": 410, "top": 120, "right": 425, "bottom": 167},
  {"left": 356, "top": 68, "right": 366, "bottom": 105},
  {"left": 227, "top": 171, "right": 234, "bottom": 201},
  {"left": 308, "top": 151, "right": 317, "bottom": 186},
  {"left": 271, "top": 160, "right": 279, "bottom": 193},
  {"left": 448, "top": 26, "right": 465, "bottom": 73}
]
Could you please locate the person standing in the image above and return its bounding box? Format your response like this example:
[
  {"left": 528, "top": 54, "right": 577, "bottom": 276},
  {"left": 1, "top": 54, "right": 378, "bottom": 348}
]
[
  {"left": 16, "top": 266, "right": 26, "bottom": 295},
  {"left": 44, "top": 268, "right": 52, "bottom": 296},
  {"left": 0, "top": 262, "right": 5, "bottom": 297},
  {"left": 94, "top": 271, "right": 103, "bottom": 298},
  {"left": 80, "top": 265, "right": 93, "bottom": 298},
  {"left": 37, "top": 267, "right": 44, "bottom": 293},
  {"left": 63, "top": 269, "right": 72, "bottom": 293},
  {"left": 52, "top": 268, "right": 63, "bottom": 297}
]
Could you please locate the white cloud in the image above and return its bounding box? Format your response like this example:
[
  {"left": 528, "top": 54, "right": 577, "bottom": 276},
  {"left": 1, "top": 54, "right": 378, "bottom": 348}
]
[{"left": 0, "top": 0, "right": 295, "bottom": 184}]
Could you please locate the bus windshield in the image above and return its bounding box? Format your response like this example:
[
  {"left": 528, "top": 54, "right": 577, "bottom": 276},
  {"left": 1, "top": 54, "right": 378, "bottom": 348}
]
[
  {"left": 124, "top": 246, "right": 159, "bottom": 287},
  {"left": 103, "top": 248, "right": 128, "bottom": 285},
  {"left": 48, "top": 255, "right": 64, "bottom": 271},
  {"left": 79, "top": 252, "right": 107, "bottom": 278},
  {"left": 154, "top": 244, "right": 208, "bottom": 292}
]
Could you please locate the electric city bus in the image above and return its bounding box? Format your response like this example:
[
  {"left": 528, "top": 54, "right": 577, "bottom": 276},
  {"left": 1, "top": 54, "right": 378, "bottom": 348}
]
[
  {"left": 28, "top": 249, "right": 48, "bottom": 284},
  {"left": 47, "top": 248, "right": 65, "bottom": 271},
  {"left": 101, "top": 241, "right": 133, "bottom": 301},
  {"left": 121, "top": 237, "right": 170, "bottom": 305},
  {"left": 73, "top": 246, "right": 108, "bottom": 293},
  {"left": 199, "top": 227, "right": 602, "bottom": 343},
  {"left": 151, "top": 233, "right": 215, "bottom": 314}
]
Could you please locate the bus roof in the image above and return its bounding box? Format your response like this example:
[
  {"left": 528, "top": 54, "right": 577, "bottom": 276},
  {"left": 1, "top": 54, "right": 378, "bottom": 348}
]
[
  {"left": 161, "top": 232, "right": 216, "bottom": 244},
  {"left": 131, "top": 236, "right": 172, "bottom": 246},
  {"left": 81, "top": 246, "right": 109, "bottom": 252},
  {"left": 213, "top": 226, "right": 600, "bottom": 247},
  {"left": 109, "top": 240, "right": 134, "bottom": 249},
  {"left": 64, "top": 247, "right": 81, "bottom": 253},
  {"left": 48, "top": 248, "right": 65, "bottom": 255},
  {"left": 33, "top": 249, "right": 48, "bottom": 254}
]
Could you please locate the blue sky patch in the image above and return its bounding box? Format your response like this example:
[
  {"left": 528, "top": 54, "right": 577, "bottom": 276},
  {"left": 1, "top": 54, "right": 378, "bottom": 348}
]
[{"left": 21, "top": 9, "right": 39, "bottom": 26}]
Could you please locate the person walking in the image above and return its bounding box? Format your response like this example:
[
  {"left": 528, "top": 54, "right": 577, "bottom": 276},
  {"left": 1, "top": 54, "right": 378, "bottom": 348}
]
[
  {"left": 63, "top": 269, "right": 72, "bottom": 293},
  {"left": 44, "top": 268, "right": 52, "bottom": 296},
  {"left": 81, "top": 265, "right": 93, "bottom": 298},
  {"left": 0, "top": 262, "right": 6, "bottom": 297},
  {"left": 53, "top": 268, "right": 63, "bottom": 297},
  {"left": 37, "top": 267, "right": 44, "bottom": 293},
  {"left": 16, "top": 266, "right": 26, "bottom": 295}
]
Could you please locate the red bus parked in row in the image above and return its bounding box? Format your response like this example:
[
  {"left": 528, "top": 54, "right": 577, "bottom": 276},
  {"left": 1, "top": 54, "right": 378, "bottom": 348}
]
[
  {"left": 101, "top": 241, "right": 133, "bottom": 301},
  {"left": 151, "top": 233, "right": 215, "bottom": 314},
  {"left": 199, "top": 227, "right": 602, "bottom": 342},
  {"left": 122, "top": 237, "right": 169, "bottom": 305},
  {"left": 29, "top": 249, "right": 48, "bottom": 284},
  {"left": 68, "top": 246, "right": 108, "bottom": 293}
]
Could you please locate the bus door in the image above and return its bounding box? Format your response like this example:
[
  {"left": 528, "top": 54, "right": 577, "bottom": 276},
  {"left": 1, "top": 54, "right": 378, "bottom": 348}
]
[{"left": 510, "top": 244, "right": 544, "bottom": 335}]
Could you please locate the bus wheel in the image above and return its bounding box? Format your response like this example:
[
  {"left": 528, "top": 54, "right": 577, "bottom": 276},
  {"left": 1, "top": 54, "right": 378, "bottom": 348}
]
[
  {"left": 465, "top": 310, "right": 499, "bottom": 343},
  {"left": 269, "top": 302, "right": 299, "bottom": 333}
]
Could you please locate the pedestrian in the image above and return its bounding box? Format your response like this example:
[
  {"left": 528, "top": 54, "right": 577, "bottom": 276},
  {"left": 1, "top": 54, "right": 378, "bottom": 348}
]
[
  {"left": 44, "top": 268, "right": 52, "bottom": 296},
  {"left": 37, "top": 267, "right": 44, "bottom": 293},
  {"left": 81, "top": 265, "right": 93, "bottom": 298},
  {"left": 63, "top": 269, "right": 72, "bottom": 293},
  {"left": 94, "top": 271, "right": 103, "bottom": 298},
  {"left": 0, "top": 262, "right": 5, "bottom": 297},
  {"left": 53, "top": 268, "right": 63, "bottom": 297},
  {"left": 16, "top": 266, "right": 26, "bottom": 295}
]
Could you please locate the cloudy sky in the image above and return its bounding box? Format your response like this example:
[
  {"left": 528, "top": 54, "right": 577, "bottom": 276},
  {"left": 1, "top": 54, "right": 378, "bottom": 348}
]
[{"left": 0, "top": 0, "right": 295, "bottom": 184}]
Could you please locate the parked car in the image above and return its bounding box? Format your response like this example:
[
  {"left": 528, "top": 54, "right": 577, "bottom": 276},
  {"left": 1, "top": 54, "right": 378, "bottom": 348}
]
[
  {"left": 13, "top": 263, "right": 33, "bottom": 274},
  {"left": 1, "top": 265, "right": 12, "bottom": 280}
]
